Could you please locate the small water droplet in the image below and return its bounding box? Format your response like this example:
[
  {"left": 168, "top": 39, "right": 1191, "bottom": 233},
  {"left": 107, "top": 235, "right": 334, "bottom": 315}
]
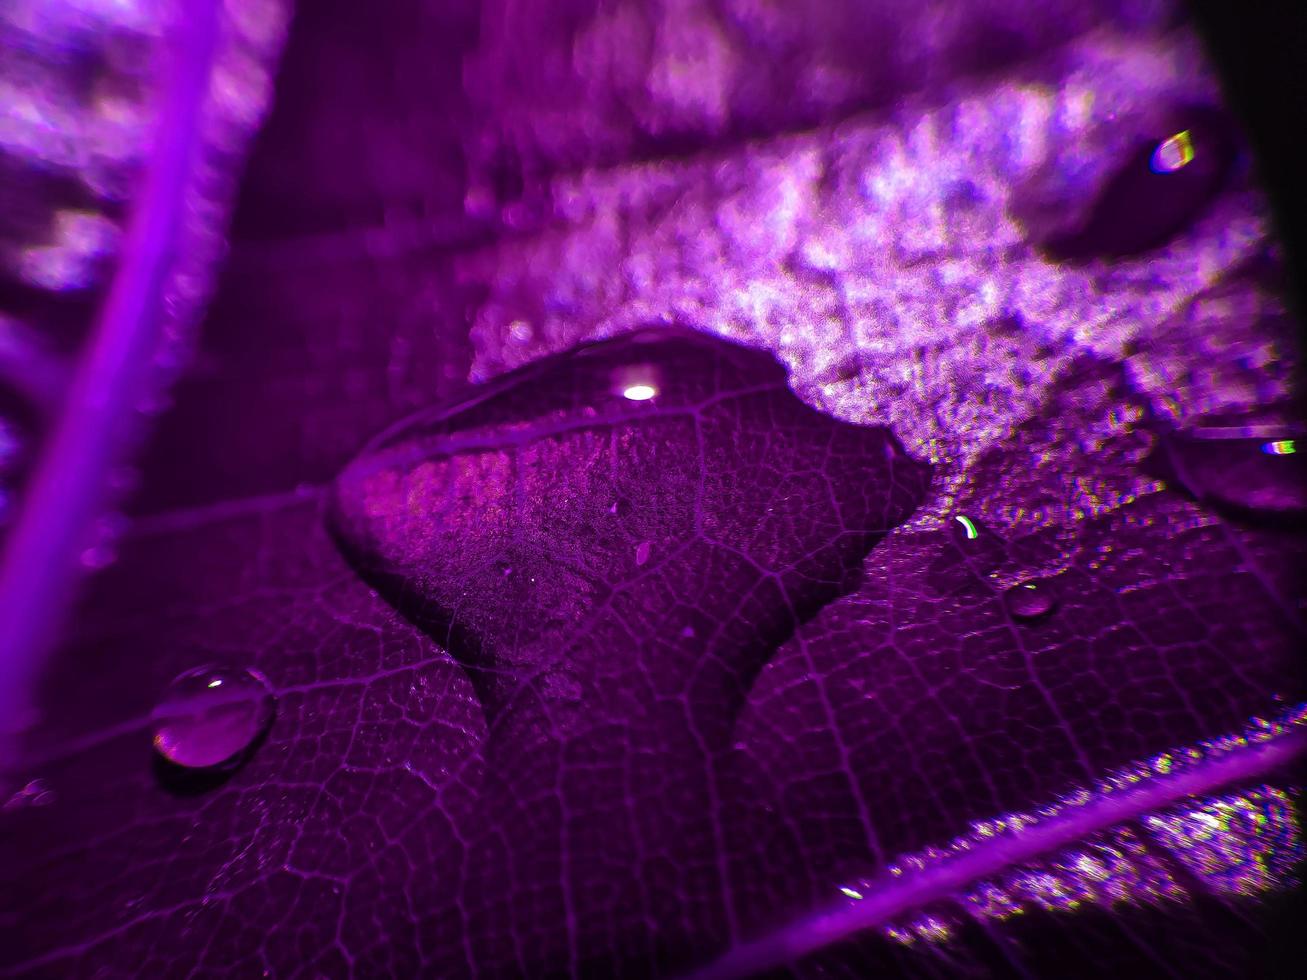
[
  {"left": 1004, "top": 580, "right": 1056, "bottom": 620},
  {"left": 151, "top": 666, "right": 275, "bottom": 769},
  {"left": 634, "top": 540, "right": 652, "bottom": 566}
]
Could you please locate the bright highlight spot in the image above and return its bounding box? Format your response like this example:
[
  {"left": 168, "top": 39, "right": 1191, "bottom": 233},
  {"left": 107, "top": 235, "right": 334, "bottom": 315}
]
[
  {"left": 622, "top": 384, "right": 658, "bottom": 401},
  {"left": 207, "top": 679, "right": 223, "bottom": 688},
  {"left": 1151, "top": 130, "right": 1195, "bottom": 173},
  {"left": 955, "top": 515, "right": 978, "bottom": 540},
  {"left": 839, "top": 886, "right": 864, "bottom": 899},
  {"left": 1263, "top": 440, "right": 1296, "bottom": 456}
]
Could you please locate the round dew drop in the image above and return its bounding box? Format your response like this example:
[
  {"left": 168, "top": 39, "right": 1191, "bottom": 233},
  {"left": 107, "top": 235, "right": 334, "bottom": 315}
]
[
  {"left": 1004, "top": 580, "right": 1056, "bottom": 620},
  {"left": 151, "top": 665, "right": 275, "bottom": 769}
]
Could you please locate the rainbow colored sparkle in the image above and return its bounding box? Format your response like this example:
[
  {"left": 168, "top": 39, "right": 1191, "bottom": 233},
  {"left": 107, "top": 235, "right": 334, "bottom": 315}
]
[
  {"left": 1144, "top": 786, "right": 1302, "bottom": 896},
  {"left": 1151, "top": 129, "right": 1195, "bottom": 173}
]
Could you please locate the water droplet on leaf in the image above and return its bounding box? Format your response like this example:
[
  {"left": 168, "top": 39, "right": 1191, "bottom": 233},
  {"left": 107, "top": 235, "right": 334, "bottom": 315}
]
[
  {"left": 151, "top": 666, "right": 275, "bottom": 769},
  {"left": 1149, "top": 422, "right": 1307, "bottom": 521},
  {"left": 329, "top": 326, "right": 931, "bottom": 725},
  {"left": 1039, "top": 106, "right": 1237, "bottom": 261},
  {"left": 1004, "top": 580, "right": 1056, "bottom": 620}
]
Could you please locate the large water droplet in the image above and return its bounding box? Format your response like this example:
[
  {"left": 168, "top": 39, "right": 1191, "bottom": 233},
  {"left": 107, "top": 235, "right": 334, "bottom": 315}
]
[
  {"left": 326, "top": 327, "right": 933, "bottom": 974},
  {"left": 329, "top": 326, "right": 932, "bottom": 720},
  {"left": 151, "top": 666, "right": 274, "bottom": 769},
  {"left": 1004, "top": 580, "right": 1056, "bottom": 620},
  {"left": 1150, "top": 422, "right": 1307, "bottom": 521},
  {"left": 1039, "top": 105, "right": 1237, "bottom": 261}
]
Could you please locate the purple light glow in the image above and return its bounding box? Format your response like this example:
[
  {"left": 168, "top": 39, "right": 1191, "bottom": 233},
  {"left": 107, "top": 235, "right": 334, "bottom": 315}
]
[
  {"left": 0, "top": 0, "right": 289, "bottom": 771},
  {"left": 0, "top": 1, "right": 1303, "bottom": 977}
]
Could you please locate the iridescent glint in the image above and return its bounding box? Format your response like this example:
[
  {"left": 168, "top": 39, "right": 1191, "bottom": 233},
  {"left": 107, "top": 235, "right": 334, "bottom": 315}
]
[
  {"left": 1143, "top": 787, "right": 1302, "bottom": 896},
  {"left": 1150, "top": 129, "right": 1195, "bottom": 174}
]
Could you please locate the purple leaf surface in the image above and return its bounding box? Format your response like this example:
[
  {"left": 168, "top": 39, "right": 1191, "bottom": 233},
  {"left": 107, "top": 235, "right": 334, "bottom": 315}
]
[
  {"left": 327, "top": 327, "right": 931, "bottom": 975},
  {"left": 2, "top": 2, "right": 1305, "bottom": 978}
]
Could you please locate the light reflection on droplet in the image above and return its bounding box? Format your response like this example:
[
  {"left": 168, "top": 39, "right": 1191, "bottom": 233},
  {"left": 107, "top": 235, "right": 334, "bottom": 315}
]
[
  {"left": 1153, "top": 425, "right": 1307, "bottom": 518},
  {"left": 151, "top": 665, "right": 275, "bottom": 769},
  {"left": 954, "top": 515, "right": 979, "bottom": 540},
  {"left": 1150, "top": 129, "right": 1195, "bottom": 174},
  {"left": 1004, "top": 579, "right": 1056, "bottom": 621},
  {"left": 839, "top": 886, "right": 864, "bottom": 900},
  {"left": 622, "top": 383, "right": 657, "bottom": 401}
]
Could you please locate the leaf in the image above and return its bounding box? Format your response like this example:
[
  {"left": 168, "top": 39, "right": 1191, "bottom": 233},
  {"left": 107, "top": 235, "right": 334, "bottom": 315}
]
[
  {"left": 326, "top": 327, "right": 931, "bottom": 975},
  {"left": 2, "top": 2, "right": 1304, "bottom": 978},
  {"left": 714, "top": 360, "right": 1307, "bottom": 977}
]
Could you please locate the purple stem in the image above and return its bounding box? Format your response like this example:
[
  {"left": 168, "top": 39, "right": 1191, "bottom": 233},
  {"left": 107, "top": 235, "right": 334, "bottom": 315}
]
[
  {"left": 0, "top": 2, "right": 220, "bottom": 770},
  {"left": 683, "top": 723, "right": 1307, "bottom": 980}
]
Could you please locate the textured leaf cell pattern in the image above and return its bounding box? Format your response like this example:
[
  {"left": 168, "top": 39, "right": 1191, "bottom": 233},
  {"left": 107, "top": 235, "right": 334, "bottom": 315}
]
[{"left": 1, "top": 1, "right": 1305, "bottom": 978}]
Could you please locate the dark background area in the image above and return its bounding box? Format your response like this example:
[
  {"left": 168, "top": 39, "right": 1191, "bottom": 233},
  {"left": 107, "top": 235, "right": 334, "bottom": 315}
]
[
  {"left": 1187, "top": 9, "right": 1307, "bottom": 970},
  {"left": 1189, "top": 4, "right": 1307, "bottom": 320},
  {"left": 1195, "top": 11, "right": 1307, "bottom": 971}
]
